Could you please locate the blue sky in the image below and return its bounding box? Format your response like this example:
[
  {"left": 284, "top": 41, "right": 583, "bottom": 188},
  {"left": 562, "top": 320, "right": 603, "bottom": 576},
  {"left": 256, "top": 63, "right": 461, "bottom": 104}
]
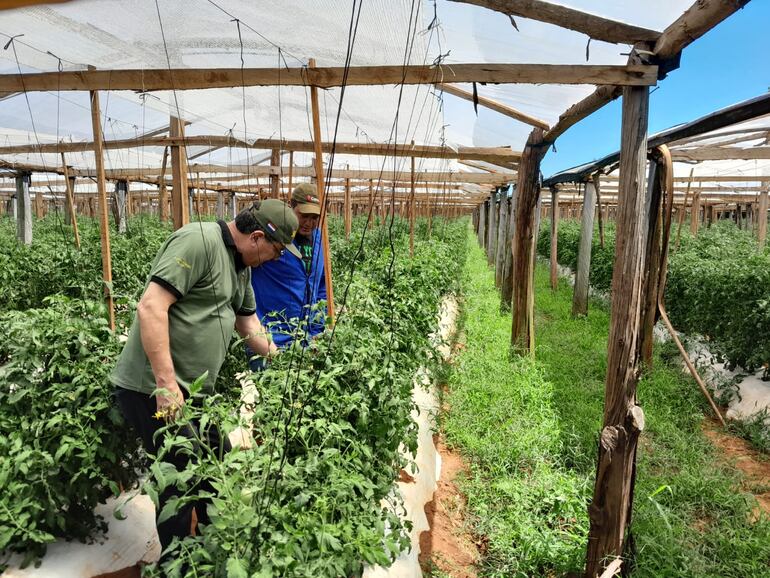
[{"left": 540, "top": 1, "right": 770, "bottom": 177}]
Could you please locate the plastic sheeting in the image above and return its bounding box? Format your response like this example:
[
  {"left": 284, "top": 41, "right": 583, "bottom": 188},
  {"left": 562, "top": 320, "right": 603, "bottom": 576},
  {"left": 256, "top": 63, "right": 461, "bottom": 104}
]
[{"left": 0, "top": 0, "right": 695, "bottom": 182}]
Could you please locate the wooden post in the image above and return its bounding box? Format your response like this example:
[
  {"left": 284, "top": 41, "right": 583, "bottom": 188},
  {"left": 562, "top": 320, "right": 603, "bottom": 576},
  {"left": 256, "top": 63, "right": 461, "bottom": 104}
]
[
  {"left": 639, "top": 161, "right": 663, "bottom": 367},
  {"left": 170, "top": 116, "right": 189, "bottom": 230},
  {"left": 309, "top": 58, "right": 335, "bottom": 323},
  {"left": 487, "top": 190, "right": 498, "bottom": 265},
  {"left": 61, "top": 156, "right": 80, "bottom": 249},
  {"left": 366, "top": 179, "right": 374, "bottom": 228},
  {"left": 690, "top": 190, "right": 701, "bottom": 236},
  {"left": 34, "top": 189, "right": 43, "bottom": 219},
  {"left": 344, "top": 176, "right": 351, "bottom": 240},
  {"left": 15, "top": 173, "right": 32, "bottom": 245},
  {"left": 594, "top": 174, "right": 605, "bottom": 248},
  {"left": 90, "top": 87, "right": 115, "bottom": 331},
  {"left": 675, "top": 167, "right": 694, "bottom": 248},
  {"left": 287, "top": 151, "right": 294, "bottom": 196},
  {"left": 585, "top": 81, "right": 649, "bottom": 578},
  {"left": 495, "top": 195, "right": 510, "bottom": 288},
  {"left": 511, "top": 127, "right": 546, "bottom": 353},
  {"left": 501, "top": 185, "right": 518, "bottom": 309},
  {"left": 758, "top": 189, "right": 768, "bottom": 250},
  {"left": 270, "top": 148, "right": 280, "bottom": 198},
  {"left": 478, "top": 199, "right": 487, "bottom": 248},
  {"left": 549, "top": 186, "right": 559, "bottom": 290},
  {"left": 158, "top": 146, "right": 169, "bottom": 221},
  {"left": 409, "top": 143, "right": 416, "bottom": 257},
  {"left": 114, "top": 180, "right": 128, "bottom": 234},
  {"left": 572, "top": 179, "right": 596, "bottom": 317}
]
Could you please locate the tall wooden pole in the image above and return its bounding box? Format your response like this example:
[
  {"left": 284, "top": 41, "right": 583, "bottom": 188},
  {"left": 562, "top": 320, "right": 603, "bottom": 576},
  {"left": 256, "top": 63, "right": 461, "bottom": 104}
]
[
  {"left": 572, "top": 179, "right": 596, "bottom": 317},
  {"left": 366, "top": 178, "right": 374, "bottom": 228},
  {"left": 594, "top": 174, "right": 605, "bottom": 248},
  {"left": 639, "top": 162, "right": 663, "bottom": 367},
  {"left": 309, "top": 58, "right": 335, "bottom": 323},
  {"left": 61, "top": 155, "right": 80, "bottom": 249},
  {"left": 511, "top": 127, "right": 546, "bottom": 353},
  {"left": 409, "top": 142, "right": 416, "bottom": 257},
  {"left": 169, "top": 116, "right": 189, "bottom": 230},
  {"left": 501, "top": 185, "right": 518, "bottom": 310},
  {"left": 495, "top": 195, "right": 509, "bottom": 288},
  {"left": 287, "top": 151, "right": 294, "bottom": 197},
  {"left": 585, "top": 81, "right": 649, "bottom": 578},
  {"left": 690, "top": 190, "right": 701, "bottom": 236},
  {"left": 758, "top": 188, "right": 768, "bottom": 250},
  {"left": 158, "top": 146, "right": 169, "bottom": 221},
  {"left": 675, "top": 167, "right": 694, "bottom": 249},
  {"left": 549, "top": 186, "right": 559, "bottom": 290},
  {"left": 90, "top": 88, "right": 115, "bottom": 331},
  {"left": 270, "top": 148, "right": 281, "bottom": 198},
  {"left": 15, "top": 173, "right": 32, "bottom": 245},
  {"left": 344, "top": 176, "right": 351, "bottom": 239}
]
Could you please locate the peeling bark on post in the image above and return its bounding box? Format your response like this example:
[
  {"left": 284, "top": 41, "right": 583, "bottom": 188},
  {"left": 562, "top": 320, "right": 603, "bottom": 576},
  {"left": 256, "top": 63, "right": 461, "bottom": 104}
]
[
  {"left": 511, "top": 127, "right": 546, "bottom": 353},
  {"left": 572, "top": 179, "right": 596, "bottom": 317},
  {"left": 550, "top": 187, "right": 559, "bottom": 290},
  {"left": 585, "top": 83, "right": 649, "bottom": 578}
]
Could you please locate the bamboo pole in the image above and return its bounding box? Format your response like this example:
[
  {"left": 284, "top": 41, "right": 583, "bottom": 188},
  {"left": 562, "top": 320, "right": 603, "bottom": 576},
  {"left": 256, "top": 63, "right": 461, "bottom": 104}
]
[
  {"left": 288, "top": 151, "right": 294, "bottom": 197},
  {"left": 309, "top": 58, "right": 335, "bottom": 323},
  {"left": 90, "top": 87, "right": 115, "bottom": 331}
]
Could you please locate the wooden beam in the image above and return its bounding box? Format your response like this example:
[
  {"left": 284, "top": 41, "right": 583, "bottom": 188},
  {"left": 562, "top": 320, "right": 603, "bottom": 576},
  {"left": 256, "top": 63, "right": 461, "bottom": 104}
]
[
  {"left": 672, "top": 146, "right": 770, "bottom": 161},
  {"left": 544, "top": 86, "right": 623, "bottom": 144},
  {"left": 437, "top": 82, "right": 549, "bottom": 129},
  {"left": 0, "top": 135, "right": 521, "bottom": 165},
  {"left": 450, "top": 0, "right": 661, "bottom": 45},
  {"left": 655, "top": 0, "right": 751, "bottom": 59},
  {"left": 0, "top": 64, "right": 658, "bottom": 92}
]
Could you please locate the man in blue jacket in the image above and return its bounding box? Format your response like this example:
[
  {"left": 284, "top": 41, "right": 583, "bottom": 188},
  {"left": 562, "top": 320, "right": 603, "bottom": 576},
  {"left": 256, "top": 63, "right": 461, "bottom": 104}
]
[{"left": 247, "top": 183, "right": 326, "bottom": 368}]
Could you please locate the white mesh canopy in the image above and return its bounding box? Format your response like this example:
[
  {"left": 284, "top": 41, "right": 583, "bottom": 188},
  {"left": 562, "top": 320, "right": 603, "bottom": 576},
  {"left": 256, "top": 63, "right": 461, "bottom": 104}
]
[{"left": 0, "top": 0, "right": 698, "bottom": 188}]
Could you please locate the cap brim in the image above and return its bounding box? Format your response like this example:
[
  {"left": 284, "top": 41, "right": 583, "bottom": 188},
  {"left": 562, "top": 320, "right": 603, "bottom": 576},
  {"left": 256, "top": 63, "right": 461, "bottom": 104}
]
[
  {"left": 286, "top": 243, "right": 302, "bottom": 259},
  {"left": 296, "top": 204, "right": 321, "bottom": 215}
]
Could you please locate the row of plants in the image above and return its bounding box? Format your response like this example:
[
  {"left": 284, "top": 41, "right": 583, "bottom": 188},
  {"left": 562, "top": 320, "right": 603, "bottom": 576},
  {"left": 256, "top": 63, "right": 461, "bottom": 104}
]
[
  {"left": 0, "top": 213, "right": 466, "bottom": 575},
  {"left": 439, "top": 232, "right": 770, "bottom": 576},
  {"left": 537, "top": 219, "right": 770, "bottom": 374}
]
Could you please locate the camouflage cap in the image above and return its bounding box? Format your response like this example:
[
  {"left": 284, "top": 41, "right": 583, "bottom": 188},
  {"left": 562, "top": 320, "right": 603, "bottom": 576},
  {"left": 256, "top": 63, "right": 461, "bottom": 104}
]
[
  {"left": 251, "top": 199, "right": 301, "bottom": 258},
  {"left": 291, "top": 183, "right": 321, "bottom": 215}
]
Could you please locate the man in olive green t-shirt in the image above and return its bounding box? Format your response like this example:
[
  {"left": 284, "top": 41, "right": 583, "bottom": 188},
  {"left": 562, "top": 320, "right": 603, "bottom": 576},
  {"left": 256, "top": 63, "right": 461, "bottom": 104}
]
[{"left": 111, "top": 199, "right": 299, "bottom": 556}]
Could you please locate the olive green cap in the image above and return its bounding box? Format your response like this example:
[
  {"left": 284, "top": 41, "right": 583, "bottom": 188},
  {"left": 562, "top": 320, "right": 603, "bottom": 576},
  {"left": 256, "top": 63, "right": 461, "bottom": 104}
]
[
  {"left": 251, "top": 199, "right": 301, "bottom": 258},
  {"left": 291, "top": 183, "right": 322, "bottom": 215}
]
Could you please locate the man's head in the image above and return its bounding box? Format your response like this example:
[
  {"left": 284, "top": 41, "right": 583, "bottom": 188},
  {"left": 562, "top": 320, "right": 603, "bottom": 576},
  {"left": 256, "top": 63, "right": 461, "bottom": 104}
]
[
  {"left": 290, "top": 183, "right": 321, "bottom": 237},
  {"left": 234, "top": 199, "right": 300, "bottom": 266}
]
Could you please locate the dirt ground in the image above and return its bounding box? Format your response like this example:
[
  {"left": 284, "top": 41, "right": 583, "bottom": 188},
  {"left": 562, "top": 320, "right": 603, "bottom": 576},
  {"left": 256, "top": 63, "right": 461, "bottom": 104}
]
[
  {"left": 418, "top": 434, "right": 480, "bottom": 578},
  {"left": 702, "top": 418, "right": 770, "bottom": 518}
]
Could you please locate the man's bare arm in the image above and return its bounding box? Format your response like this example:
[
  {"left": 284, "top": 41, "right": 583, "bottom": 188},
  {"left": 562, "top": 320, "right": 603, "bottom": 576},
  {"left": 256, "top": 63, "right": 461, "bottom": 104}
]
[
  {"left": 137, "top": 281, "right": 183, "bottom": 415},
  {"left": 236, "top": 313, "right": 278, "bottom": 358}
]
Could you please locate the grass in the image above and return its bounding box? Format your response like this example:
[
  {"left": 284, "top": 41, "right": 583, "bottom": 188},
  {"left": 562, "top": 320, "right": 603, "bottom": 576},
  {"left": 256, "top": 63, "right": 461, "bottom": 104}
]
[{"left": 442, "top": 230, "right": 770, "bottom": 577}]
